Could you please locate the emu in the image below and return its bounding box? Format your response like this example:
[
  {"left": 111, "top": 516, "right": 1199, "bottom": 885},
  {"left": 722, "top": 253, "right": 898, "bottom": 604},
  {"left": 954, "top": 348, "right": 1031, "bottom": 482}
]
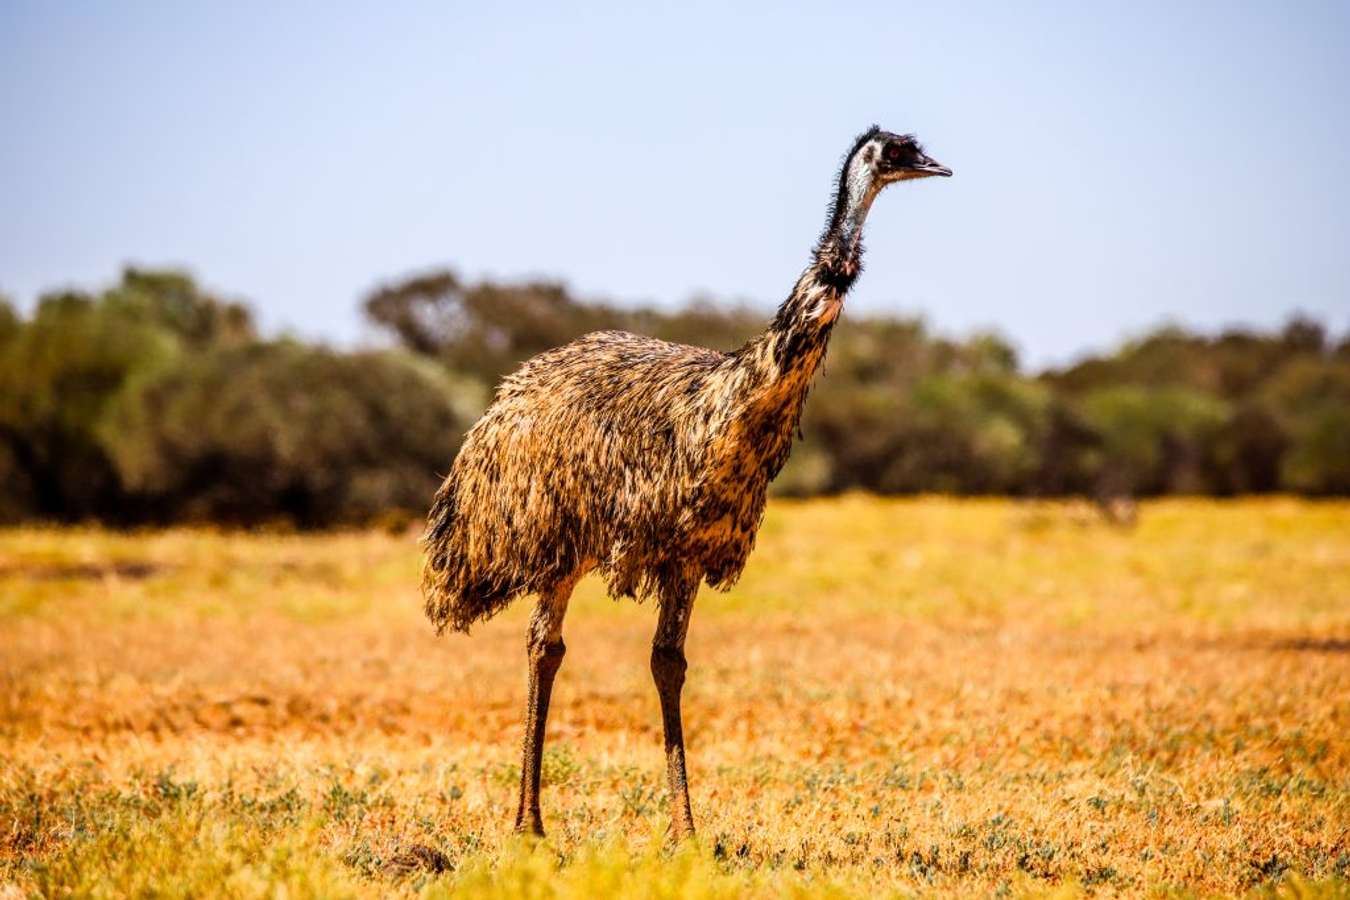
[{"left": 422, "top": 126, "right": 951, "bottom": 839}]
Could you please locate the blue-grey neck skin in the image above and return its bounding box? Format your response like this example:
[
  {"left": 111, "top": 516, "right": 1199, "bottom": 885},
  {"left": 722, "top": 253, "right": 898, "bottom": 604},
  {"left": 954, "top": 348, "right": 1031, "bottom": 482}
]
[
  {"left": 815, "top": 127, "right": 954, "bottom": 286},
  {"left": 825, "top": 150, "right": 882, "bottom": 267},
  {"left": 814, "top": 128, "right": 886, "bottom": 291}
]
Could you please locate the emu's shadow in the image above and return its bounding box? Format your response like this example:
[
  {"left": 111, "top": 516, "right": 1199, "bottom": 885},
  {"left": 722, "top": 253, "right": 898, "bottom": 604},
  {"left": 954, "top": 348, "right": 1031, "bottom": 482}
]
[
  {"left": 0, "top": 560, "right": 165, "bottom": 581},
  {"left": 1272, "top": 637, "right": 1350, "bottom": 654}
]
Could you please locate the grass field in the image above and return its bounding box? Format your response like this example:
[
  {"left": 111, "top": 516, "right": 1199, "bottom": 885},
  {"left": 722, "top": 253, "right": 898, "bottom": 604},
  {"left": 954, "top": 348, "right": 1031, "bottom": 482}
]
[{"left": 2, "top": 497, "right": 1348, "bottom": 898}]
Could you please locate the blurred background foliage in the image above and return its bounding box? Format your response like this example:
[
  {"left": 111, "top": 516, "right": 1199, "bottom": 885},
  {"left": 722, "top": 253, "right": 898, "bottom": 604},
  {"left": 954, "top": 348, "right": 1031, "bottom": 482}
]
[{"left": 1, "top": 266, "right": 1347, "bottom": 526}]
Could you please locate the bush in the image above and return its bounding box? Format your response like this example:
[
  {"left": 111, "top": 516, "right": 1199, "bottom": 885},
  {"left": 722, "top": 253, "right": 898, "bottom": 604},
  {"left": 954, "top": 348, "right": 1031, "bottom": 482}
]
[
  {"left": 1078, "top": 386, "right": 1231, "bottom": 494},
  {"left": 1261, "top": 359, "right": 1350, "bottom": 494},
  {"left": 104, "top": 342, "right": 476, "bottom": 526},
  {"left": 0, "top": 290, "right": 180, "bottom": 521}
]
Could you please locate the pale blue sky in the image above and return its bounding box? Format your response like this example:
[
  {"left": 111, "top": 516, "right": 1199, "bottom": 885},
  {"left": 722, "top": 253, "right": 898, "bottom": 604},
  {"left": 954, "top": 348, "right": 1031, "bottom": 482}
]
[{"left": 2, "top": 1, "right": 1347, "bottom": 366}]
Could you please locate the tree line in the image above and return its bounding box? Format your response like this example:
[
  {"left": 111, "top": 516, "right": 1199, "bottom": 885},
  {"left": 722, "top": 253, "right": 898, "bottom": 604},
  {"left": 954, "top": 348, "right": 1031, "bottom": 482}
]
[{"left": 1, "top": 267, "right": 1346, "bottom": 527}]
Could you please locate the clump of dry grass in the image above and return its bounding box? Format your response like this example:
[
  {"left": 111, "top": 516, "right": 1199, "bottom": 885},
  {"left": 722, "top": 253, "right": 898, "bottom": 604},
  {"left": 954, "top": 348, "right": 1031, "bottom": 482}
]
[{"left": 2, "top": 498, "right": 1348, "bottom": 897}]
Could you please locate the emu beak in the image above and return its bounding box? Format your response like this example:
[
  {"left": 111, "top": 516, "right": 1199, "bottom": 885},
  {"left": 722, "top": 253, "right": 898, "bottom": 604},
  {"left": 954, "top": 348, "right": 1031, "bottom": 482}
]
[{"left": 913, "top": 154, "right": 953, "bottom": 177}]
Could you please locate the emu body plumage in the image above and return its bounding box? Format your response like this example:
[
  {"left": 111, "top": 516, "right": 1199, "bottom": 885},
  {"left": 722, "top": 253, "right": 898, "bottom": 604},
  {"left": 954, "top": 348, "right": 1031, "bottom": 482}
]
[
  {"left": 422, "top": 273, "right": 836, "bottom": 634},
  {"left": 421, "top": 126, "right": 951, "bottom": 838}
]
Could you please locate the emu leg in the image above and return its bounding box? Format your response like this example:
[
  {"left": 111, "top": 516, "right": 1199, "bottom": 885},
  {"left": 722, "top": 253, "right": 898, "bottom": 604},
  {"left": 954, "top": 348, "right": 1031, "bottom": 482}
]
[
  {"left": 651, "top": 581, "right": 697, "bottom": 840},
  {"left": 514, "top": 639, "right": 564, "bottom": 835},
  {"left": 513, "top": 581, "right": 574, "bottom": 836}
]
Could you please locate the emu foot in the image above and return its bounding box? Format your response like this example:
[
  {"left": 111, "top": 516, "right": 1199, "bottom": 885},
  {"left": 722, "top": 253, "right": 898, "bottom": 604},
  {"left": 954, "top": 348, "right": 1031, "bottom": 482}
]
[
  {"left": 512, "top": 811, "right": 546, "bottom": 838},
  {"left": 666, "top": 818, "right": 696, "bottom": 845},
  {"left": 382, "top": 842, "right": 454, "bottom": 876}
]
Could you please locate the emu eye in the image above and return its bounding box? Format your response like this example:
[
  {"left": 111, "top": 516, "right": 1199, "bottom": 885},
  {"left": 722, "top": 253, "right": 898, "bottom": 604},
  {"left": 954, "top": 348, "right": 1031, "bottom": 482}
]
[{"left": 884, "top": 144, "right": 902, "bottom": 162}]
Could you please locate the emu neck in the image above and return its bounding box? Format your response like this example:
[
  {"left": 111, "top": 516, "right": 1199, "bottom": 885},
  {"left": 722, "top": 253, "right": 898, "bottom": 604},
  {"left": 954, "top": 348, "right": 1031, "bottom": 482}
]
[{"left": 737, "top": 161, "right": 880, "bottom": 391}]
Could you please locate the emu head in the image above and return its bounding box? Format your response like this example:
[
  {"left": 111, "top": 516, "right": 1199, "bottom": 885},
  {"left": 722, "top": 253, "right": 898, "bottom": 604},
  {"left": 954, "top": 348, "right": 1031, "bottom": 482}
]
[
  {"left": 826, "top": 127, "right": 951, "bottom": 253},
  {"left": 862, "top": 128, "right": 952, "bottom": 184},
  {"left": 841, "top": 127, "right": 951, "bottom": 203}
]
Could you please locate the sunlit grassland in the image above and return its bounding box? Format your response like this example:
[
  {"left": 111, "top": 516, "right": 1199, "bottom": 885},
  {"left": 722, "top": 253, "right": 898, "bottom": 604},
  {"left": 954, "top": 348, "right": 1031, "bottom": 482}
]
[{"left": 2, "top": 498, "right": 1348, "bottom": 897}]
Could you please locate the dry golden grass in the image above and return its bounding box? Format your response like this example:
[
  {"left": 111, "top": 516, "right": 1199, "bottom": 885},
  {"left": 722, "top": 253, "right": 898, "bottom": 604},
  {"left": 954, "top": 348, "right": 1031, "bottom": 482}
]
[{"left": 1, "top": 497, "right": 1348, "bottom": 898}]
